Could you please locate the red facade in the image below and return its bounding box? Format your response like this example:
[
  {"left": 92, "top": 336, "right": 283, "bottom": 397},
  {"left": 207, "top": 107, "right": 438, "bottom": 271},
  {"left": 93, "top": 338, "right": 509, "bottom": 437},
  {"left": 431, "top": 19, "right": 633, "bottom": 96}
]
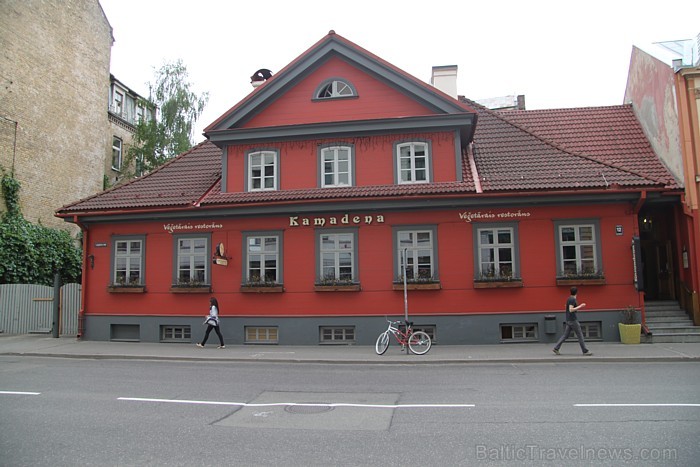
[{"left": 58, "top": 32, "right": 683, "bottom": 344}]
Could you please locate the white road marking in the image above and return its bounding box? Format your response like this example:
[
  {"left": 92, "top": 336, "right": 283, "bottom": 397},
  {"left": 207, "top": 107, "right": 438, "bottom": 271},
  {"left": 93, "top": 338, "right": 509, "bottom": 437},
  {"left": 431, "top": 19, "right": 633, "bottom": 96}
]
[
  {"left": 118, "top": 397, "right": 474, "bottom": 408},
  {"left": 0, "top": 391, "right": 41, "bottom": 395},
  {"left": 575, "top": 403, "right": 700, "bottom": 407}
]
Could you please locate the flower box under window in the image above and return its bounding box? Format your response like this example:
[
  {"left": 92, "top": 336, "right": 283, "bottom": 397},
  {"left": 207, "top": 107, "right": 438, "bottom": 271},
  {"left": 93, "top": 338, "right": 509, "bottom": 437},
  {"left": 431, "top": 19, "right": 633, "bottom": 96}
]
[
  {"left": 314, "top": 283, "right": 361, "bottom": 292},
  {"left": 107, "top": 285, "right": 146, "bottom": 293},
  {"left": 392, "top": 281, "right": 441, "bottom": 291},
  {"left": 474, "top": 279, "right": 523, "bottom": 289},
  {"left": 240, "top": 283, "right": 284, "bottom": 293},
  {"left": 556, "top": 272, "right": 605, "bottom": 286},
  {"left": 169, "top": 285, "right": 211, "bottom": 293}
]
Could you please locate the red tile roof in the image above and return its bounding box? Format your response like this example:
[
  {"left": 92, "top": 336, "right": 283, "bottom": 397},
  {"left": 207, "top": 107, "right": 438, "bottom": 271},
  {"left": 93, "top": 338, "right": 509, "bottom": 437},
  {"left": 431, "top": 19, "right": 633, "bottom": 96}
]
[
  {"left": 58, "top": 141, "right": 222, "bottom": 213},
  {"left": 465, "top": 99, "right": 678, "bottom": 192},
  {"left": 57, "top": 103, "right": 678, "bottom": 216},
  {"left": 498, "top": 105, "right": 677, "bottom": 187}
]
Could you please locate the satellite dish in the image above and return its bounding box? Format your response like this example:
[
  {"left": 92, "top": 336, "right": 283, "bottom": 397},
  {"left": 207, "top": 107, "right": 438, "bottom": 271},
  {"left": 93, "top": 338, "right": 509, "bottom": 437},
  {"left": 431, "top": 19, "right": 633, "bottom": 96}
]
[{"left": 216, "top": 243, "right": 225, "bottom": 257}]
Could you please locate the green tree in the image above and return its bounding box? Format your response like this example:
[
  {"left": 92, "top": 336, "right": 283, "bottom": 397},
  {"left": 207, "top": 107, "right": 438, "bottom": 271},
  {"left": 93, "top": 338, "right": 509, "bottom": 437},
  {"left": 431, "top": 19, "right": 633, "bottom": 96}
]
[
  {"left": 0, "top": 169, "right": 81, "bottom": 285},
  {"left": 126, "top": 59, "right": 209, "bottom": 177}
]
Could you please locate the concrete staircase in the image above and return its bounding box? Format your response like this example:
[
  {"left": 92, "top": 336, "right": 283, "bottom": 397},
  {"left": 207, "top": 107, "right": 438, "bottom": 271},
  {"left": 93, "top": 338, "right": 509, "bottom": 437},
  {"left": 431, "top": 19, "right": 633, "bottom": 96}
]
[{"left": 644, "top": 300, "right": 700, "bottom": 343}]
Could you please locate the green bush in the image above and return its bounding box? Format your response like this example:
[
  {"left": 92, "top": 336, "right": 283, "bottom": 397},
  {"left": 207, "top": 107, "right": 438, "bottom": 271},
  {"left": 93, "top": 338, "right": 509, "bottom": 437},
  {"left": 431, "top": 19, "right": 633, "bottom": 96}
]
[{"left": 1, "top": 170, "right": 81, "bottom": 285}]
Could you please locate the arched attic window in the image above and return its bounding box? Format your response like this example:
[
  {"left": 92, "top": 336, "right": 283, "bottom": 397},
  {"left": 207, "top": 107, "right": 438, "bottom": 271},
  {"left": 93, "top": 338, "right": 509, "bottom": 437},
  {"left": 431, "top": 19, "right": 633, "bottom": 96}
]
[{"left": 313, "top": 78, "right": 357, "bottom": 100}]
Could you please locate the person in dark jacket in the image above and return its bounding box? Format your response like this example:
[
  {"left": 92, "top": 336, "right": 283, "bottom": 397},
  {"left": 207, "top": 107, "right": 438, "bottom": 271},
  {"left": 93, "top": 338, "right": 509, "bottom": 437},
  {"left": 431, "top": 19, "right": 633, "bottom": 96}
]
[
  {"left": 553, "top": 287, "right": 592, "bottom": 356},
  {"left": 197, "top": 297, "right": 225, "bottom": 349}
]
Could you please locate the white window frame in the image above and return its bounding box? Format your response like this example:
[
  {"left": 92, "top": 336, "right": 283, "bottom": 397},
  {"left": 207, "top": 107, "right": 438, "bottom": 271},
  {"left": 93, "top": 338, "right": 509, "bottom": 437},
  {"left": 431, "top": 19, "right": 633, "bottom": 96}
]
[
  {"left": 174, "top": 235, "right": 209, "bottom": 285},
  {"left": 476, "top": 225, "right": 518, "bottom": 279},
  {"left": 317, "top": 231, "right": 357, "bottom": 283},
  {"left": 314, "top": 79, "right": 356, "bottom": 99},
  {"left": 247, "top": 150, "right": 278, "bottom": 191},
  {"left": 320, "top": 145, "right": 353, "bottom": 187},
  {"left": 113, "top": 91, "right": 124, "bottom": 116},
  {"left": 112, "top": 236, "right": 145, "bottom": 286},
  {"left": 112, "top": 137, "right": 123, "bottom": 171},
  {"left": 394, "top": 227, "right": 437, "bottom": 281},
  {"left": 244, "top": 233, "right": 281, "bottom": 284},
  {"left": 395, "top": 141, "right": 431, "bottom": 184},
  {"left": 555, "top": 221, "right": 601, "bottom": 276}
]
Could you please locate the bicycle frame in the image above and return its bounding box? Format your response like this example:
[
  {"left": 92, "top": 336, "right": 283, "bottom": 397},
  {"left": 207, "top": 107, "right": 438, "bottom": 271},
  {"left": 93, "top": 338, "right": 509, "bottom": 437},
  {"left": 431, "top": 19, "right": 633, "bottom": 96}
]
[{"left": 385, "top": 320, "right": 412, "bottom": 346}]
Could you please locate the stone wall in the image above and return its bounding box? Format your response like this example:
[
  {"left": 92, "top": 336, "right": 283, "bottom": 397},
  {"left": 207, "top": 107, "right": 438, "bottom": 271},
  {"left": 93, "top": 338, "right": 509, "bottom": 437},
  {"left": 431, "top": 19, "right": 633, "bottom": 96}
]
[{"left": 0, "top": 0, "right": 113, "bottom": 232}]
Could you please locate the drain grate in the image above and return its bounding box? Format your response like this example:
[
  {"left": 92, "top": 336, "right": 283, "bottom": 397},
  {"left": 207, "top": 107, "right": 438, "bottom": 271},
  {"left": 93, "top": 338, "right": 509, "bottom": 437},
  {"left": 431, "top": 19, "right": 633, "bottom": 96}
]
[{"left": 284, "top": 404, "right": 334, "bottom": 414}]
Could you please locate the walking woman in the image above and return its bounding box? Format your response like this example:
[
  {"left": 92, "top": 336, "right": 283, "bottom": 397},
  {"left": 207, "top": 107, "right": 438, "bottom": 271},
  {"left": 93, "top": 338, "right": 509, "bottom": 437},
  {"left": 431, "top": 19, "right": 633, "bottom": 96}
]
[{"left": 197, "top": 297, "right": 225, "bottom": 349}]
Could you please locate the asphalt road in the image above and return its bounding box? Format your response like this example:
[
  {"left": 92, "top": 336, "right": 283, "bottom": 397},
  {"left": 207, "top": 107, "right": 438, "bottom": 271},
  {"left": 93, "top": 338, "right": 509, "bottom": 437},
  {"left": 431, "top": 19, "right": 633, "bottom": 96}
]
[{"left": 1, "top": 357, "right": 699, "bottom": 466}]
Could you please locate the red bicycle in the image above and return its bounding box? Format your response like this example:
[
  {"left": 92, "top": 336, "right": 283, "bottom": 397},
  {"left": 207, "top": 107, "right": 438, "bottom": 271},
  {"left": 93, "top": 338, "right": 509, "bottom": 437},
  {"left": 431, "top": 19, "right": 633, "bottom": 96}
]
[{"left": 375, "top": 319, "right": 432, "bottom": 355}]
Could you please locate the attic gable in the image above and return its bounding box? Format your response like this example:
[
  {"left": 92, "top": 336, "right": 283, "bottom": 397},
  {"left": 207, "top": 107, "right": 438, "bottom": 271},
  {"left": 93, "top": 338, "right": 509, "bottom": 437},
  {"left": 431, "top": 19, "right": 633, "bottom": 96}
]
[{"left": 204, "top": 31, "right": 476, "bottom": 146}]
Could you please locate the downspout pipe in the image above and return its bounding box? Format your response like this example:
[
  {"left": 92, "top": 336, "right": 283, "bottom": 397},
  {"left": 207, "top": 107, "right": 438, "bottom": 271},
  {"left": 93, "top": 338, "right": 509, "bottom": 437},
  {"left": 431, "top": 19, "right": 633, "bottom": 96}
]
[
  {"left": 74, "top": 215, "right": 88, "bottom": 339},
  {"left": 633, "top": 191, "right": 647, "bottom": 328}
]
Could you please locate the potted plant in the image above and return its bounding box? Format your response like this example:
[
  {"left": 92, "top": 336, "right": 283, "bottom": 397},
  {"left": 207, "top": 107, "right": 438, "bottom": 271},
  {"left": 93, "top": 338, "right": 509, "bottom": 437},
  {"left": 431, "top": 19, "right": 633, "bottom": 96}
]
[{"left": 618, "top": 306, "right": 641, "bottom": 344}]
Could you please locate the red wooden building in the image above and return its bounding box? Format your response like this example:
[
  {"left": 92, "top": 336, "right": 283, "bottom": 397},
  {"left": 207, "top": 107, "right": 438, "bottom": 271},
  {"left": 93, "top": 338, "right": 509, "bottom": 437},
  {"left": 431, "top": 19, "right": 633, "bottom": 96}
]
[{"left": 57, "top": 32, "right": 683, "bottom": 345}]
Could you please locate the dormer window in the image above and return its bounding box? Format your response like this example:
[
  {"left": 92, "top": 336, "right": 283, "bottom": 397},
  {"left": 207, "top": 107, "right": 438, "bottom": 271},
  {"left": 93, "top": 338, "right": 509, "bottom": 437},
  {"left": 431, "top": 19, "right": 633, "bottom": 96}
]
[{"left": 313, "top": 79, "right": 356, "bottom": 100}]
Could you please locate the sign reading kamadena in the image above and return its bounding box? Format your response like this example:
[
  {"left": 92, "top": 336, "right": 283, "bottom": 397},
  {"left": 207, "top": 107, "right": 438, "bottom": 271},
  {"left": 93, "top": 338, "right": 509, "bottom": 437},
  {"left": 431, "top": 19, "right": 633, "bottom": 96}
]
[{"left": 290, "top": 214, "right": 385, "bottom": 227}]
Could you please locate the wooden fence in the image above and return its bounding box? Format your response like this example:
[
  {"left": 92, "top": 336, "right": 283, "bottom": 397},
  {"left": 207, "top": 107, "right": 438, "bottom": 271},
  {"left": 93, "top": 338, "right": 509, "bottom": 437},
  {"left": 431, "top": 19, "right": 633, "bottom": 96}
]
[{"left": 0, "top": 283, "right": 81, "bottom": 336}]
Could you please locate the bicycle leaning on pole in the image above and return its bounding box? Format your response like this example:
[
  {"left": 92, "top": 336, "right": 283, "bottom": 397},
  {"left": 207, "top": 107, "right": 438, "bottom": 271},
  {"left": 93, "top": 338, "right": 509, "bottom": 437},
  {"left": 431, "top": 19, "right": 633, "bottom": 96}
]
[{"left": 375, "top": 319, "right": 432, "bottom": 355}]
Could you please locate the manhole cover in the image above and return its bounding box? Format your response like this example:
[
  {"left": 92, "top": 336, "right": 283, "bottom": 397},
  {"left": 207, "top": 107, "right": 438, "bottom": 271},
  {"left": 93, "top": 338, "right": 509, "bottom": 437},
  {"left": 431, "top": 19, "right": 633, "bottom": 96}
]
[{"left": 284, "top": 404, "right": 334, "bottom": 414}]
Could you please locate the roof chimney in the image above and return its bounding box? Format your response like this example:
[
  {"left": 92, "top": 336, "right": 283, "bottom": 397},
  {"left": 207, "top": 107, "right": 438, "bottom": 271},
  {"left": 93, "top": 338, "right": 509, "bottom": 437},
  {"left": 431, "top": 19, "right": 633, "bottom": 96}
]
[{"left": 431, "top": 65, "right": 458, "bottom": 99}]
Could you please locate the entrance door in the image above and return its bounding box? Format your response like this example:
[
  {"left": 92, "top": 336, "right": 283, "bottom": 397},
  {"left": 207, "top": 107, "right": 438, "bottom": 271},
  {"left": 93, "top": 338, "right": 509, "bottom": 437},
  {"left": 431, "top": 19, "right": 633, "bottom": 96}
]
[{"left": 639, "top": 206, "right": 678, "bottom": 300}]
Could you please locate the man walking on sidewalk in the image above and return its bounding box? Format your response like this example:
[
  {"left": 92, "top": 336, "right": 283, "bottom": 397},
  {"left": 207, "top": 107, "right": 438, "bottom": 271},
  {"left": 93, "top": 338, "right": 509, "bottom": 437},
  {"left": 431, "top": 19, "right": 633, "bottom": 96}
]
[{"left": 553, "top": 286, "right": 593, "bottom": 356}]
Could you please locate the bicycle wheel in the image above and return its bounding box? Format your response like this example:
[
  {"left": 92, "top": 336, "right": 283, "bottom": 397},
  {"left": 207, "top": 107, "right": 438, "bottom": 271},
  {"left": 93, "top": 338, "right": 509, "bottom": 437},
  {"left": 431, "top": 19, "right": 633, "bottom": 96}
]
[
  {"left": 375, "top": 331, "right": 390, "bottom": 355},
  {"left": 407, "top": 331, "right": 431, "bottom": 355}
]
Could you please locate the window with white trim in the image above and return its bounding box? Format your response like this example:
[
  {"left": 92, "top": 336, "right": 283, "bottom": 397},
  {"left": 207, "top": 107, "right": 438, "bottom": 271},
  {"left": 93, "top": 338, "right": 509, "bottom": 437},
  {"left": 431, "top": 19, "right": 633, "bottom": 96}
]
[
  {"left": 314, "top": 79, "right": 355, "bottom": 99},
  {"left": 112, "top": 236, "right": 145, "bottom": 286},
  {"left": 555, "top": 221, "right": 601, "bottom": 276},
  {"left": 247, "top": 150, "right": 278, "bottom": 191},
  {"left": 318, "top": 231, "right": 357, "bottom": 283},
  {"left": 396, "top": 142, "right": 430, "bottom": 184},
  {"left": 476, "top": 225, "right": 519, "bottom": 280},
  {"left": 320, "top": 145, "right": 353, "bottom": 187},
  {"left": 174, "top": 235, "right": 209, "bottom": 285},
  {"left": 395, "top": 227, "right": 437, "bottom": 281},
  {"left": 244, "top": 233, "right": 281, "bottom": 284},
  {"left": 113, "top": 91, "right": 124, "bottom": 116},
  {"left": 112, "top": 137, "right": 123, "bottom": 171}
]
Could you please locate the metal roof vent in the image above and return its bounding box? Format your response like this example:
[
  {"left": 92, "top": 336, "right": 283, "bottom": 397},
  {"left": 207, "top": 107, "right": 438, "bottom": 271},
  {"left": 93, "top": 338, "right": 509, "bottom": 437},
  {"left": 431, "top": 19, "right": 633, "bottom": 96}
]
[{"left": 250, "top": 68, "right": 273, "bottom": 88}]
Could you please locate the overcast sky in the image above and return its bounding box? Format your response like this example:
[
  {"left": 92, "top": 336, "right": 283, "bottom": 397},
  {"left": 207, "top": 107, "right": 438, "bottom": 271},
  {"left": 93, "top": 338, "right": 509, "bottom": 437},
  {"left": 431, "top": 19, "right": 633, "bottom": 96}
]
[{"left": 100, "top": 0, "right": 698, "bottom": 143}]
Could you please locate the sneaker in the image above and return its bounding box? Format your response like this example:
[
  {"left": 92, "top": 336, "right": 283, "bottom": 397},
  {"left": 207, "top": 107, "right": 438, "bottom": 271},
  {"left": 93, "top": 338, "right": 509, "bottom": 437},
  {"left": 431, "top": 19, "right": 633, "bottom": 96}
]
[
  {"left": 196, "top": 343, "right": 204, "bottom": 348},
  {"left": 583, "top": 351, "right": 593, "bottom": 356},
  {"left": 218, "top": 345, "right": 225, "bottom": 349},
  {"left": 552, "top": 348, "right": 560, "bottom": 355}
]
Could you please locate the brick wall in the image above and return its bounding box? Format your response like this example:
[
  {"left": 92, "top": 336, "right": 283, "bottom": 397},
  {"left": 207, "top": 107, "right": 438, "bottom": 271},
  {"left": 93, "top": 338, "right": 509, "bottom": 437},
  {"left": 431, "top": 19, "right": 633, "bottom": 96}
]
[{"left": 0, "top": 0, "right": 113, "bottom": 232}]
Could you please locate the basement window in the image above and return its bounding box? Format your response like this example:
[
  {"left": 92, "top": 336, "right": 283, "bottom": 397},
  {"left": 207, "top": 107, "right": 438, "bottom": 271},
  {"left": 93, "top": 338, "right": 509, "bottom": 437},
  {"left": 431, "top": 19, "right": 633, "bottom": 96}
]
[
  {"left": 565, "top": 321, "right": 602, "bottom": 341},
  {"left": 161, "top": 325, "right": 191, "bottom": 342},
  {"left": 500, "top": 323, "right": 538, "bottom": 342},
  {"left": 320, "top": 326, "right": 355, "bottom": 344},
  {"left": 245, "top": 326, "right": 279, "bottom": 344}
]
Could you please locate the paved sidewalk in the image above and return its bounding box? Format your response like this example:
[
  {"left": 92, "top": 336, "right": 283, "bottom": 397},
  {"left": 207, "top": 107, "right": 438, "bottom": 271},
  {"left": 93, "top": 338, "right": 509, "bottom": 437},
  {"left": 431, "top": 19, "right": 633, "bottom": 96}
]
[{"left": 1, "top": 334, "right": 700, "bottom": 364}]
